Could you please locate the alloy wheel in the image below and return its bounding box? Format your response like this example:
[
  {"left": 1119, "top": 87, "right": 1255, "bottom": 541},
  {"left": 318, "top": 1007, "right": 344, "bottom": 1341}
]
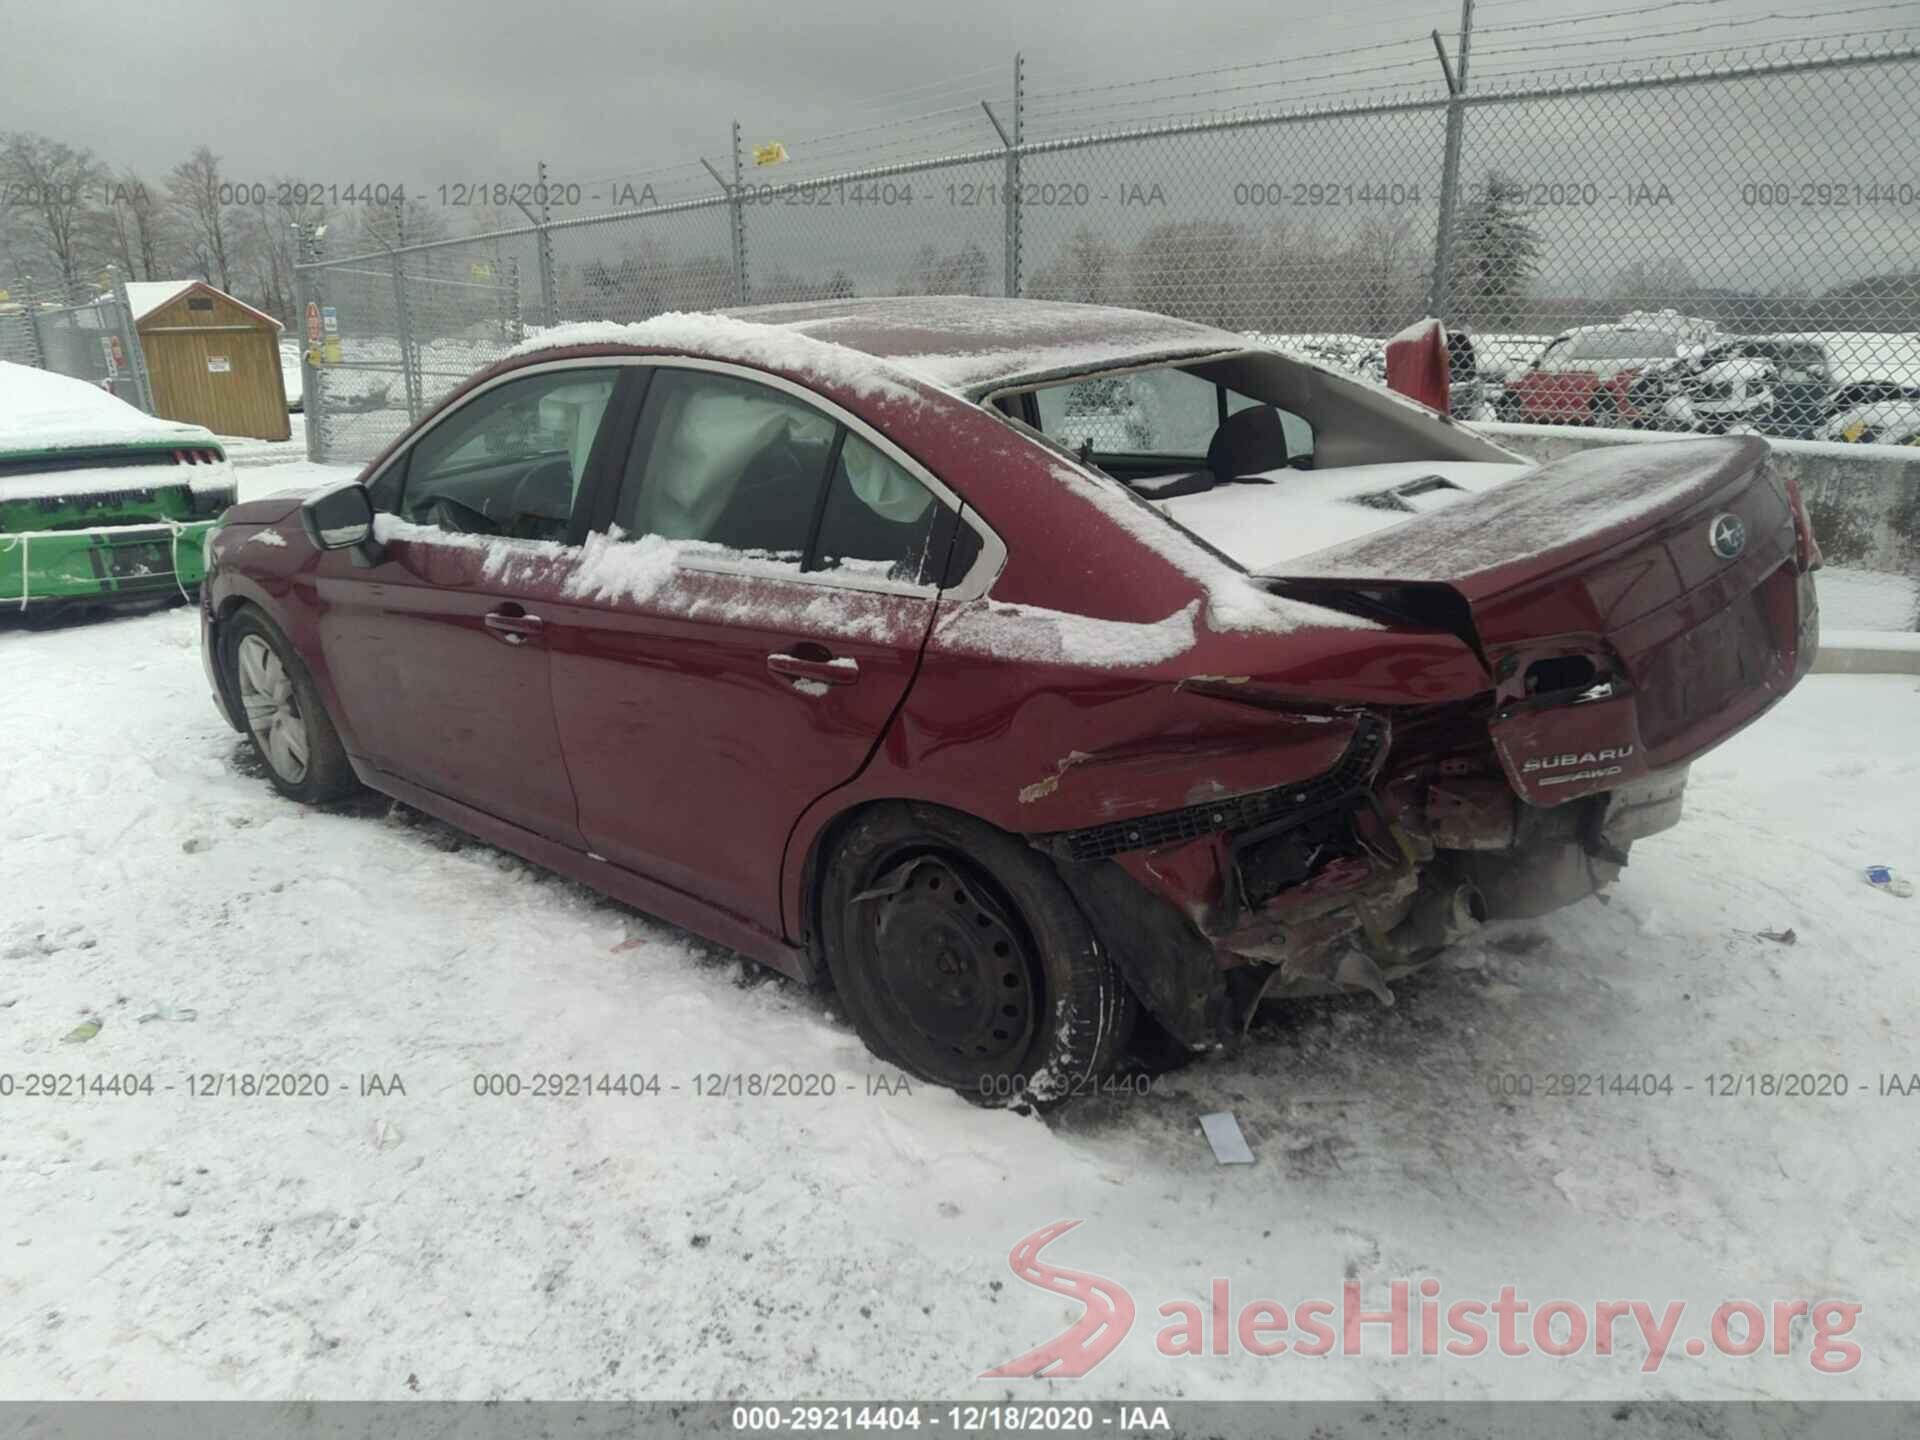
[{"left": 236, "top": 633, "right": 311, "bottom": 784}]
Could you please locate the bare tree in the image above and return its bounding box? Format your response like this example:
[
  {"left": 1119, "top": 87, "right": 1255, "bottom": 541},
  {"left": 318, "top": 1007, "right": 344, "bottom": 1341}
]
[
  {"left": 238, "top": 181, "right": 330, "bottom": 326},
  {"left": 1, "top": 132, "right": 109, "bottom": 293},
  {"left": 350, "top": 195, "right": 448, "bottom": 252},
  {"left": 1029, "top": 224, "right": 1118, "bottom": 304},
  {"left": 120, "top": 173, "right": 173, "bottom": 280},
  {"left": 169, "top": 146, "right": 236, "bottom": 290}
]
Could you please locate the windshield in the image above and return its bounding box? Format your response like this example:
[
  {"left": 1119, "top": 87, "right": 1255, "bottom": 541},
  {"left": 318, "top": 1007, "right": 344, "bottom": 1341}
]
[{"left": 1565, "top": 329, "right": 1681, "bottom": 361}]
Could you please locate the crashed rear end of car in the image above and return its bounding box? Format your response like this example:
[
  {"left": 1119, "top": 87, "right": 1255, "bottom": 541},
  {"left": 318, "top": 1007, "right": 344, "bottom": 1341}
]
[
  {"left": 1012, "top": 435, "right": 1819, "bottom": 1049},
  {"left": 0, "top": 442, "right": 234, "bottom": 612}
]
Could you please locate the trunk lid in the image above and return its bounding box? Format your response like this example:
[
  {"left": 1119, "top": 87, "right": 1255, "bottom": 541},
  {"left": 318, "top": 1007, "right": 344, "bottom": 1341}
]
[{"left": 1265, "top": 437, "right": 1817, "bottom": 804}]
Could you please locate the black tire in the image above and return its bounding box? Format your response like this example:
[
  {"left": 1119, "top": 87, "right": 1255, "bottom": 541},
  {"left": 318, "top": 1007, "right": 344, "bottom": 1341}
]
[
  {"left": 819, "top": 802, "right": 1135, "bottom": 1107},
  {"left": 1590, "top": 390, "right": 1619, "bottom": 427},
  {"left": 224, "top": 606, "right": 359, "bottom": 805}
]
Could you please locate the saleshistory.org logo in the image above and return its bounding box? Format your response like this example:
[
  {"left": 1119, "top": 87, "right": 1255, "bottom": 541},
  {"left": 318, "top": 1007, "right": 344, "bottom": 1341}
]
[{"left": 981, "top": 1222, "right": 1863, "bottom": 1378}]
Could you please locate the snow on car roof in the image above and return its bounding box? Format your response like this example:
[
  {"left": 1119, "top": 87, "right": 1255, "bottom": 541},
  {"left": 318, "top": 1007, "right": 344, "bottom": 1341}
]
[
  {"left": 512, "top": 298, "right": 1248, "bottom": 398},
  {"left": 0, "top": 359, "right": 216, "bottom": 455},
  {"left": 509, "top": 311, "right": 927, "bottom": 405}
]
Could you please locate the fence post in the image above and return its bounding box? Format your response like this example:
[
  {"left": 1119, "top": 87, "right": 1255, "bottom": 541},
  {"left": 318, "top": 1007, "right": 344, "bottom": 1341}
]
[
  {"left": 391, "top": 251, "right": 422, "bottom": 423},
  {"left": 730, "top": 120, "right": 751, "bottom": 305},
  {"left": 110, "top": 269, "right": 156, "bottom": 414},
  {"left": 1425, "top": 0, "right": 1475, "bottom": 324},
  {"left": 536, "top": 159, "right": 559, "bottom": 327},
  {"left": 508, "top": 256, "right": 524, "bottom": 344},
  {"left": 299, "top": 226, "right": 330, "bottom": 464},
  {"left": 1009, "top": 52, "right": 1024, "bottom": 297},
  {"left": 18, "top": 274, "right": 47, "bottom": 370}
]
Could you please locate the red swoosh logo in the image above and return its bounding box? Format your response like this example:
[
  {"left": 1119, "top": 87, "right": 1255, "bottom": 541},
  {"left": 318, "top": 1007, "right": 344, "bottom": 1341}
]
[{"left": 980, "top": 1220, "right": 1135, "bottom": 1378}]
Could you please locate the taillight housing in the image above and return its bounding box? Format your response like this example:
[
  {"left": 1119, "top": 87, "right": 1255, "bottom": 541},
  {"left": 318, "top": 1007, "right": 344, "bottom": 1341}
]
[{"left": 1780, "top": 471, "right": 1822, "bottom": 572}]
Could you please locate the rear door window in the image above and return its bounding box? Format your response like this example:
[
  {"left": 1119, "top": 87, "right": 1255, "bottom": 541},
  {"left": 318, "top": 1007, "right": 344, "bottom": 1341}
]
[
  {"left": 612, "top": 367, "right": 971, "bottom": 588},
  {"left": 615, "top": 368, "right": 835, "bottom": 564}
]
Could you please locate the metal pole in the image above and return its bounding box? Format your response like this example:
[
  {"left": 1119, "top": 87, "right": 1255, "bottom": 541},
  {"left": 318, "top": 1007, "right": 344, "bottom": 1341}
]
[
  {"left": 299, "top": 226, "right": 330, "bottom": 464},
  {"left": 1008, "top": 52, "right": 1024, "bottom": 297},
  {"left": 21, "top": 274, "right": 48, "bottom": 370},
  {"left": 730, "top": 121, "right": 750, "bottom": 305},
  {"left": 1426, "top": 0, "right": 1474, "bottom": 324},
  {"left": 391, "top": 251, "right": 421, "bottom": 422},
  {"left": 536, "top": 158, "right": 559, "bottom": 327},
  {"left": 508, "top": 256, "right": 523, "bottom": 343},
  {"left": 110, "top": 269, "right": 156, "bottom": 414}
]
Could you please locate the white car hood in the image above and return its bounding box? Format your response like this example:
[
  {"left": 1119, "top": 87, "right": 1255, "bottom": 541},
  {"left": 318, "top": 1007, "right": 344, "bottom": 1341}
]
[{"left": 1152, "top": 460, "right": 1526, "bottom": 573}]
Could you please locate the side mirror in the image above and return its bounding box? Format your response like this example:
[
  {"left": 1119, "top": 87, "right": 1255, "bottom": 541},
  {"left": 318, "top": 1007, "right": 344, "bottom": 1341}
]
[{"left": 300, "top": 482, "right": 381, "bottom": 564}]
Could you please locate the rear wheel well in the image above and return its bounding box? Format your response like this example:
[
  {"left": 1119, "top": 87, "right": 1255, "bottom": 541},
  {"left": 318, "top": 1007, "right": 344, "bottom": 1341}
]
[
  {"left": 800, "top": 798, "right": 1084, "bottom": 977},
  {"left": 806, "top": 798, "right": 1137, "bottom": 1102}
]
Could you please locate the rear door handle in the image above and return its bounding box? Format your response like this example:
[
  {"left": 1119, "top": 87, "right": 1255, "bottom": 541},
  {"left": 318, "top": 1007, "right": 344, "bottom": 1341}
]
[
  {"left": 484, "top": 609, "right": 544, "bottom": 646},
  {"left": 767, "top": 651, "right": 859, "bottom": 686}
]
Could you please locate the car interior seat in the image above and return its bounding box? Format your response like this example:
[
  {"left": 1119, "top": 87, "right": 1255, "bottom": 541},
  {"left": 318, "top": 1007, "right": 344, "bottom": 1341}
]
[{"left": 1131, "top": 404, "right": 1295, "bottom": 498}]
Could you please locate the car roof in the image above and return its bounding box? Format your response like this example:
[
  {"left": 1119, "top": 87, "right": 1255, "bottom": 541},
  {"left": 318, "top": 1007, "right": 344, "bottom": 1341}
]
[{"left": 714, "top": 295, "right": 1250, "bottom": 397}]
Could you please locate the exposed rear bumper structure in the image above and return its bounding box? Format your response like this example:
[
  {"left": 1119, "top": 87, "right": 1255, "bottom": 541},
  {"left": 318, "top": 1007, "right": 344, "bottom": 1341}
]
[{"left": 1041, "top": 437, "right": 1821, "bottom": 1048}]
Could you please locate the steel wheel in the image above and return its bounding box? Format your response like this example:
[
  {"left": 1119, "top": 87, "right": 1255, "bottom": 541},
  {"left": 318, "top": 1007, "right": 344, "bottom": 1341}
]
[
  {"left": 820, "top": 803, "right": 1136, "bottom": 1105},
  {"left": 236, "top": 632, "right": 310, "bottom": 784},
  {"left": 853, "top": 852, "right": 1040, "bottom": 1081}
]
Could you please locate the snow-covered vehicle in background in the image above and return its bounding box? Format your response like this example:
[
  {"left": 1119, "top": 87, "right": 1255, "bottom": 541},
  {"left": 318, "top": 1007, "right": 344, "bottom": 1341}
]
[
  {"left": 1628, "top": 337, "right": 1834, "bottom": 438},
  {"left": 1498, "top": 311, "right": 1718, "bottom": 427},
  {"left": 1820, "top": 383, "right": 1920, "bottom": 445},
  {"left": 0, "top": 361, "right": 234, "bottom": 613},
  {"left": 200, "top": 297, "right": 1822, "bottom": 1102}
]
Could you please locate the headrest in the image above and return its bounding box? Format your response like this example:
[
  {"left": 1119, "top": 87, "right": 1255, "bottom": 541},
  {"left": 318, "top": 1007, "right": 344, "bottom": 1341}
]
[{"left": 1206, "top": 405, "right": 1291, "bottom": 481}]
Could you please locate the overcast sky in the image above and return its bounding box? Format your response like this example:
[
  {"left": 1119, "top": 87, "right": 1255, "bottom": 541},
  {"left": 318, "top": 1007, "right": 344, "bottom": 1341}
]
[
  {"left": 8, "top": 0, "right": 1914, "bottom": 303},
  {"left": 12, "top": 0, "right": 1906, "bottom": 196}
]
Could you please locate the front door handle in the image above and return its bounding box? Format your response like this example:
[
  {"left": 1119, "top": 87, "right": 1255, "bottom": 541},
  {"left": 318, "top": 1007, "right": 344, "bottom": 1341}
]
[
  {"left": 767, "top": 651, "right": 859, "bottom": 686},
  {"left": 484, "top": 609, "right": 544, "bottom": 646}
]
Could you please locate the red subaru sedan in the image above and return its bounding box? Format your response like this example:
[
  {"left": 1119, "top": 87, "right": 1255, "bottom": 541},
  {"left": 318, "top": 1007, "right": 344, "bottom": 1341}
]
[{"left": 200, "top": 297, "right": 1820, "bottom": 1103}]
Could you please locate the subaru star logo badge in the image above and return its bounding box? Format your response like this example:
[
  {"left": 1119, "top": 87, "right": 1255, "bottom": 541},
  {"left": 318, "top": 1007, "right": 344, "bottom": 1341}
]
[{"left": 1709, "top": 512, "right": 1746, "bottom": 561}]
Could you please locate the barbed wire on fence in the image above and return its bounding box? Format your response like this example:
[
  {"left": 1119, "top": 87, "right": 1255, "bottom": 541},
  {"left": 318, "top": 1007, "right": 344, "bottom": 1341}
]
[{"left": 295, "top": 29, "right": 1920, "bottom": 465}]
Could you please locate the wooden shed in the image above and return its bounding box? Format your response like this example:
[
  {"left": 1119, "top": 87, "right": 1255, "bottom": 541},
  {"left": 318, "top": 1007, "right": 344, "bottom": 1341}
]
[{"left": 126, "top": 280, "right": 290, "bottom": 441}]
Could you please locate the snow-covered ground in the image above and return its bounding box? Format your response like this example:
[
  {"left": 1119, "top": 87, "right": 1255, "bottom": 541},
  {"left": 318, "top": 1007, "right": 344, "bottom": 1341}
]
[
  {"left": 2, "top": 438, "right": 1916, "bottom": 1407},
  {"left": 3, "top": 442, "right": 1918, "bottom": 1401}
]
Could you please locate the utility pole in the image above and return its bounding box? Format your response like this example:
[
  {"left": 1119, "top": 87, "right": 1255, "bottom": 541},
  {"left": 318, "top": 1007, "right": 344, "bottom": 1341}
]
[{"left": 1426, "top": 0, "right": 1475, "bottom": 324}]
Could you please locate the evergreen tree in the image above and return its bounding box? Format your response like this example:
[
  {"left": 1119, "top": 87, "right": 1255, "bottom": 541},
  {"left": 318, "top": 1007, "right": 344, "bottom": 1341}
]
[{"left": 1450, "top": 170, "right": 1542, "bottom": 328}]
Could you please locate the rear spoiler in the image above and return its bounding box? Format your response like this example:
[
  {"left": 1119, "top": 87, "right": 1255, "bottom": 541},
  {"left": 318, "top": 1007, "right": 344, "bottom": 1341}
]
[{"left": 1384, "top": 319, "right": 1450, "bottom": 413}]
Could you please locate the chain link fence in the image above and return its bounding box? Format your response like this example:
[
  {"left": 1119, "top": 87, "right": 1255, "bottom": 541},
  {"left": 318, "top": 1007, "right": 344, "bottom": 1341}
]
[
  {"left": 0, "top": 274, "right": 153, "bottom": 413},
  {"left": 298, "top": 33, "right": 1920, "bottom": 465}
]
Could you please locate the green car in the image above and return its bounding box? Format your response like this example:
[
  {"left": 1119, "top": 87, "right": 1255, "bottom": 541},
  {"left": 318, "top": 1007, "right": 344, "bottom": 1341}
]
[{"left": 1, "top": 361, "right": 235, "bottom": 613}]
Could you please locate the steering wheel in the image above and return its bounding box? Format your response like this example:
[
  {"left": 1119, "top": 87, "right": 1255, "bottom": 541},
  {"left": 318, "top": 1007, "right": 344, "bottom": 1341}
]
[
  {"left": 422, "top": 494, "right": 502, "bottom": 536},
  {"left": 506, "top": 458, "right": 578, "bottom": 541}
]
